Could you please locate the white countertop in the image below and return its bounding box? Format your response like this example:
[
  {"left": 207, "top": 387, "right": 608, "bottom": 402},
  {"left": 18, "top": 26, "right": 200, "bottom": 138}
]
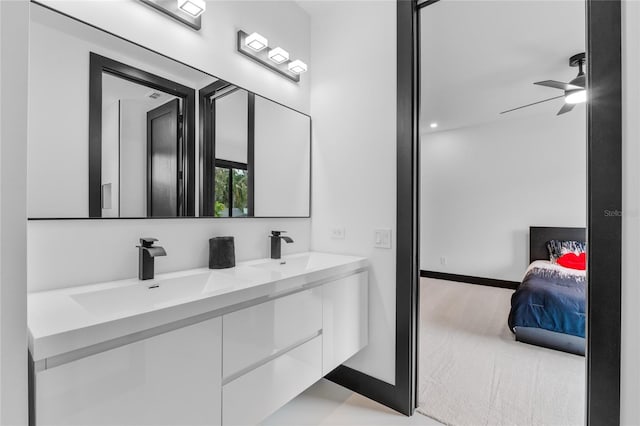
[{"left": 28, "top": 252, "right": 367, "bottom": 362}]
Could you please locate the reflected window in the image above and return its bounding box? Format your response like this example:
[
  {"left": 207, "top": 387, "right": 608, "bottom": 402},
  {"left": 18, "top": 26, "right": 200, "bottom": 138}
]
[{"left": 214, "top": 160, "right": 248, "bottom": 217}]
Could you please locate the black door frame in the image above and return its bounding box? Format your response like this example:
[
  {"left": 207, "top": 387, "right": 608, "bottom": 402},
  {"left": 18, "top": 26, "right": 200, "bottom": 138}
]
[
  {"left": 330, "top": 0, "right": 622, "bottom": 423},
  {"left": 88, "top": 52, "right": 196, "bottom": 217}
]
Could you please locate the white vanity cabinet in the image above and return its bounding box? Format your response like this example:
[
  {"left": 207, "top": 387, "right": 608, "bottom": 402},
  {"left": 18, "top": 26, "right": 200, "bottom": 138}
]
[
  {"left": 29, "top": 253, "right": 369, "bottom": 426},
  {"left": 34, "top": 317, "right": 223, "bottom": 426}
]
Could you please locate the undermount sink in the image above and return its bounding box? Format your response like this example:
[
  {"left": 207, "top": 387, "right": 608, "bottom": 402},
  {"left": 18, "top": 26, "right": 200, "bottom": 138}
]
[
  {"left": 71, "top": 271, "right": 240, "bottom": 318},
  {"left": 247, "top": 253, "right": 343, "bottom": 275}
]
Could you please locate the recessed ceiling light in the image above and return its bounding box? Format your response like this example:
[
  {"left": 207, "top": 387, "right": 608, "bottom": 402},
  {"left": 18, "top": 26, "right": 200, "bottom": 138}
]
[
  {"left": 288, "top": 60, "right": 307, "bottom": 74},
  {"left": 245, "top": 32, "right": 268, "bottom": 51},
  {"left": 177, "top": 0, "right": 205, "bottom": 18},
  {"left": 430, "top": 122, "right": 438, "bottom": 129},
  {"left": 565, "top": 89, "right": 587, "bottom": 105},
  {"left": 268, "top": 47, "right": 289, "bottom": 64}
]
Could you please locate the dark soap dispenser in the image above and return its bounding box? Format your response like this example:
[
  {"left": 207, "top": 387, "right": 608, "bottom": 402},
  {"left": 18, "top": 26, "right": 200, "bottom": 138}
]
[{"left": 209, "top": 236, "right": 235, "bottom": 269}]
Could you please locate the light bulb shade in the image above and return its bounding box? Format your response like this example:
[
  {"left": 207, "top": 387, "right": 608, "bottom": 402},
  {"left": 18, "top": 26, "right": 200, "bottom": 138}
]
[
  {"left": 245, "top": 32, "right": 268, "bottom": 51},
  {"left": 288, "top": 60, "right": 308, "bottom": 74},
  {"left": 565, "top": 89, "right": 587, "bottom": 104},
  {"left": 268, "top": 47, "right": 290, "bottom": 64},
  {"left": 177, "top": 0, "right": 205, "bottom": 17}
]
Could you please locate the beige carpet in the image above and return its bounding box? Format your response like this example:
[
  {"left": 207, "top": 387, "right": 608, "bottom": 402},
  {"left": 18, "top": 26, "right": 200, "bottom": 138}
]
[{"left": 418, "top": 278, "right": 585, "bottom": 426}]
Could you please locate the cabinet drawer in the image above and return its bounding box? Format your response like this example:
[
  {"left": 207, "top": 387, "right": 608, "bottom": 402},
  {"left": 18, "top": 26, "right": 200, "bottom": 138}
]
[
  {"left": 222, "top": 335, "right": 322, "bottom": 426},
  {"left": 222, "top": 287, "right": 321, "bottom": 379}
]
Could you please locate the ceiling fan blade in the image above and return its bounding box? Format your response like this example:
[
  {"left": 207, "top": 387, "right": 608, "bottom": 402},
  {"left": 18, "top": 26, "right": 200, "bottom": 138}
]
[
  {"left": 534, "top": 80, "right": 582, "bottom": 91},
  {"left": 500, "top": 95, "right": 565, "bottom": 115},
  {"left": 557, "top": 102, "right": 575, "bottom": 115}
]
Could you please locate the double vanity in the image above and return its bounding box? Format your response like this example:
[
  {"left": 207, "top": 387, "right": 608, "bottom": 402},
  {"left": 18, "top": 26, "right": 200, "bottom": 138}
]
[
  {"left": 26, "top": 4, "right": 366, "bottom": 425},
  {"left": 29, "top": 252, "right": 369, "bottom": 425}
]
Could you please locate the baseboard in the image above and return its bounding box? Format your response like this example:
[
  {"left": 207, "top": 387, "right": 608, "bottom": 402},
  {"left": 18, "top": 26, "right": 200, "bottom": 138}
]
[
  {"left": 420, "top": 270, "right": 519, "bottom": 290},
  {"left": 325, "top": 365, "right": 411, "bottom": 416}
]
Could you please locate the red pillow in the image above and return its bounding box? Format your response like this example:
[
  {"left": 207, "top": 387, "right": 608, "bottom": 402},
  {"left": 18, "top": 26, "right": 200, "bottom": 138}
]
[{"left": 557, "top": 252, "right": 586, "bottom": 270}]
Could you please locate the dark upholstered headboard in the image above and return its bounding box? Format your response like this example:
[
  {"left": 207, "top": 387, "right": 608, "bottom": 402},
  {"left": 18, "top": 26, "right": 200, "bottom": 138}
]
[{"left": 529, "top": 226, "right": 586, "bottom": 263}]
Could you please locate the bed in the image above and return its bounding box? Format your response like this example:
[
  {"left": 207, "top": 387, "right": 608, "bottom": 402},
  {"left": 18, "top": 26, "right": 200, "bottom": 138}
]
[{"left": 508, "top": 226, "right": 586, "bottom": 356}]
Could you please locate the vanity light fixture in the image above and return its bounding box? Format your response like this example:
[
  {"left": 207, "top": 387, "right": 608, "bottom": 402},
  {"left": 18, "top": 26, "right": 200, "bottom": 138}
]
[
  {"left": 288, "top": 60, "right": 308, "bottom": 75},
  {"left": 245, "top": 32, "right": 268, "bottom": 51},
  {"left": 237, "top": 30, "right": 307, "bottom": 83},
  {"left": 268, "top": 47, "right": 290, "bottom": 64},
  {"left": 177, "top": 0, "right": 206, "bottom": 18},
  {"left": 138, "top": 0, "right": 203, "bottom": 30}
]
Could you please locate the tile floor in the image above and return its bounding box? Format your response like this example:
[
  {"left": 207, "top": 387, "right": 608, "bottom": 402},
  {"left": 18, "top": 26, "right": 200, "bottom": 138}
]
[{"left": 262, "top": 379, "right": 443, "bottom": 426}]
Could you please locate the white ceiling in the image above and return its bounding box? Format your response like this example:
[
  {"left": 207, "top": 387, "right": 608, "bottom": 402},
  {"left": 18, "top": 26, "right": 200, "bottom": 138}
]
[{"left": 420, "top": 0, "right": 586, "bottom": 134}]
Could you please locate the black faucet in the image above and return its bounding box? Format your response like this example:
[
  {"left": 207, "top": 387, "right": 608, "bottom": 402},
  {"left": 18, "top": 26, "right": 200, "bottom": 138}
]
[
  {"left": 136, "top": 238, "right": 167, "bottom": 280},
  {"left": 270, "top": 231, "right": 294, "bottom": 259}
]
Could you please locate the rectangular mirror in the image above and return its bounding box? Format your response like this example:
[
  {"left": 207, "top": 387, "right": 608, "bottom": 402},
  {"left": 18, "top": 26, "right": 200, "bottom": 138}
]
[{"left": 28, "top": 3, "right": 311, "bottom": 219}]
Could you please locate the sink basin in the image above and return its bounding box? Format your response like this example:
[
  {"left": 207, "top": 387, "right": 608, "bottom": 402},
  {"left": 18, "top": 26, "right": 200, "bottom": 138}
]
[
  {"left": 247, "top": 253, "right": 343, "bottom": 275},
  {"left": 71, "top": 271, "right": 240, "bottom": 318}
]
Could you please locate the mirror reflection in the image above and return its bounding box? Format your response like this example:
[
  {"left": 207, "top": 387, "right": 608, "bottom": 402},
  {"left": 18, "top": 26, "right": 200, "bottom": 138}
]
[
  {"left": 100, "top": 73, "right": 184, "bottom": 218},
  {"left": 28, "top": 3, "right": 311, "bottom": 219}
]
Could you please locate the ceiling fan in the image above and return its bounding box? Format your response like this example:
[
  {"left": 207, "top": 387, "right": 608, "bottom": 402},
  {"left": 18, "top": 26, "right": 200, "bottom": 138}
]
[{"left": 501, "top": 52, "right": 586, "bottom": 116}]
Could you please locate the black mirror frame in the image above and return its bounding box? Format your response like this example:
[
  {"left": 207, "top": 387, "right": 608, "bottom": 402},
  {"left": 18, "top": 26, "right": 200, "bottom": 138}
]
[{"left": 88, "top": 52, "right": 196, "bottom": 218}]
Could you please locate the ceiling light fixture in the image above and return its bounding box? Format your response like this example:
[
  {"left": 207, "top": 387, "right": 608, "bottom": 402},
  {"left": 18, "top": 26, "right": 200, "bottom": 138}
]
[
  {"left": 268, "top": 47, "right": 290, "bottom": 64},
  {"left": 430, "top": 122, "right": 438, "bottom": 129},
  {"left": 288, "top": 60, "right": 307, "bottom": 75},
  {"left": 177, "top": 0, "right": 205, "bottom": 17},
  {"left": 245, "top": 32, "right": 268, "bottom": 51},
  {"left": 236, "top": 30, "right": 306, "bottom": 83},
  {"left": 565, "top": 89, "right": 587, "bottom": 105}
]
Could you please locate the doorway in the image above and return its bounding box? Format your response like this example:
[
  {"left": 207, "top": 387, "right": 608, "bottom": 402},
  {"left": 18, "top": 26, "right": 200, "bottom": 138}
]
[{"left": 411, "top": 0, "right": 621, "bottom": 424}]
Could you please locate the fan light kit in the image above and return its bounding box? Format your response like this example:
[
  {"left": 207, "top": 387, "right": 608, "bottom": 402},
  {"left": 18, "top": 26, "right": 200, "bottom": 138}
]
[
  {"left": 501, "top": 52, "right": 587, "bottom": 116},
  {"left": 177, "top": 0, "right": 205, "bottom": 17},
  {"left": 237, "top": 30, "right": 308, "bottom": 83},
  {"left": 565, "top": 89, "right": 587, "bottom": 104}
]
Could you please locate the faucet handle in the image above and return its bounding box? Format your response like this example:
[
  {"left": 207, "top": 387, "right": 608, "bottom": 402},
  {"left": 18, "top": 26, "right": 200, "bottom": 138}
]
[
  {"left": 270, "top": 230, "right": 286, "bottom": 237},
  {"left": 139, "top": 237, "right": 159, "bottom": 247}
]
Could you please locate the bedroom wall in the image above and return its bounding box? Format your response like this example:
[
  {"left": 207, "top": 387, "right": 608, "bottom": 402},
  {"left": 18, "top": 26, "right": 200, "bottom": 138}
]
[
  {"left": 306, "top": 0, "right": 397, "bottom": 385},
  {"left": 27, "top": 0, "right": 312, "bottom": 292},
  {"left": 420, "top": 111, "right": 587, "bottom": 282},
  {"left": 621, "top": 0, "right": 640, "bottom": 423}
]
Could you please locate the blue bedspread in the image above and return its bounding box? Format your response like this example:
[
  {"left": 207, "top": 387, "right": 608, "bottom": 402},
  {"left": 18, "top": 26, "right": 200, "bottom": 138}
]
[{"left": 508, "top": 263, "right": 586, "bottom": 338}]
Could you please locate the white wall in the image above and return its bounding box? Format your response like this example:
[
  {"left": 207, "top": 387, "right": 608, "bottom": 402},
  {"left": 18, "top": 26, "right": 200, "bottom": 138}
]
[
  {"left": 28, "top": 0, "right": 312, "bottom": 293},
  {"left": 0, "top": 0, "right": 29, "bottom": 423},
  {"left": 420, "top": 111, "right": 586, "bottom": 282},
  {"left": 621, "top": 1, "right": 640, "bottom": 424},
  {"left": 307, "top": 1, "right": 397, "bottom": 385},
  {"left": 36, "top": 0, "right": 310, "bottom": 114}
]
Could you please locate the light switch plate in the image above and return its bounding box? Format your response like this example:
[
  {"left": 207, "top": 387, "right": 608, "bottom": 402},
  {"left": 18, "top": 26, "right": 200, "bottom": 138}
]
[
  {"left": 331, "top": 227, "right": 346, "bottom": 240},
  {"left": 374, "top": 229, "right": 392, "bottom": 249}
]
